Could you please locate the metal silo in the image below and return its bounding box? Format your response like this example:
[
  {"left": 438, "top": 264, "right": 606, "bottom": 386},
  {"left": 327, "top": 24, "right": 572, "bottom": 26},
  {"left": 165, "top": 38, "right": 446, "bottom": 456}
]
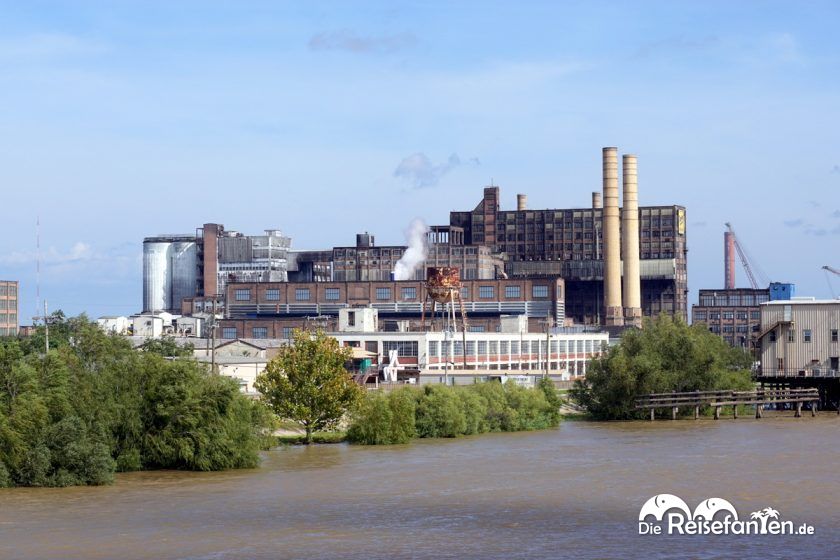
[
  {"left": 143, "top": 240, "right": 171, "bottom": 312},
  {"left": 170, "top": 241, "right": 197, "bottom": 313}
]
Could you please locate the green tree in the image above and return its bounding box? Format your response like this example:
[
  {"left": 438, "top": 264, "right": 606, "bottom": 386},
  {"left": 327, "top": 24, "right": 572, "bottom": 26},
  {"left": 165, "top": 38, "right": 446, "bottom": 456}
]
[
  {"left": 570, "top": 314, "right": 754, "bottom": 419},
  {"left": 140, "top": 335, "right": 194, "bottom": 358},
  {"left": 255, "top": 329, "right": 362, "bottom": 444}
]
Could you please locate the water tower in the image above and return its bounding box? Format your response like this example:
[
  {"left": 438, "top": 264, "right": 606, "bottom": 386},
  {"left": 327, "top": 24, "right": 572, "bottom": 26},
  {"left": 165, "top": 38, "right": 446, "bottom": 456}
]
[{"left": 420, "top": 267, "right": 468, "bottom": 333}]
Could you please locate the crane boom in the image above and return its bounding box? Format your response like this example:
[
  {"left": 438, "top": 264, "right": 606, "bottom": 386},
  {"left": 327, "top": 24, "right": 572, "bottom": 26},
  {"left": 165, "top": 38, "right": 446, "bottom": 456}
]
[
  {"left": 725, "top": 222, "right": 761, "bottom": 289},
  {"left": 824, "top": 265, "right": 840, "bottom": 277}
]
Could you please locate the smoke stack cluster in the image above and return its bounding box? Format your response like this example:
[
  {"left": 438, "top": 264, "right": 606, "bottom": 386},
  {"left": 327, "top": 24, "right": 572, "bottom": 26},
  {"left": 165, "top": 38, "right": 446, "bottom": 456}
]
[
  {"left": 601, "top": 147, "right": 642, "bottom": 328},
  {"left": 517, "top": 194, "right": 527, "bottom": 211}
]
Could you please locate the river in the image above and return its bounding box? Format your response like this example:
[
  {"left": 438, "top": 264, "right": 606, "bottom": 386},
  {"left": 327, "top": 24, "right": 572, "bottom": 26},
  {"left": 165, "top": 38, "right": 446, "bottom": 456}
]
[{"left": 1, "top": 416, "right": 838, "bottom": 559}]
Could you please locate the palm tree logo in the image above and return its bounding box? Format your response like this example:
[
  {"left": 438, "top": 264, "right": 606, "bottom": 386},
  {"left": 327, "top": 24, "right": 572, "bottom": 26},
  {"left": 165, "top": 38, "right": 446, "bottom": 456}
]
[{"left": 750, "top": 507, "right": 780, "bottom": 533}]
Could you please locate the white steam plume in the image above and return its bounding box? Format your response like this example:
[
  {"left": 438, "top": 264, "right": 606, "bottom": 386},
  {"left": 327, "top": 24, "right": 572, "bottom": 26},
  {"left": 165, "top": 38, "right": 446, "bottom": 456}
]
[{"left": 393, "top": 218, "right": 429, "bottom": 280}]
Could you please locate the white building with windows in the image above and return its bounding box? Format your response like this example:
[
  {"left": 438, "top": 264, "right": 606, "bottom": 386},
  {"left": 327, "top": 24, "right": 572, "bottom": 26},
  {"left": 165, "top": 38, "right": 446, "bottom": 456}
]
[{"left": 758, "top": 298, "right": 840, "bottom": 376}]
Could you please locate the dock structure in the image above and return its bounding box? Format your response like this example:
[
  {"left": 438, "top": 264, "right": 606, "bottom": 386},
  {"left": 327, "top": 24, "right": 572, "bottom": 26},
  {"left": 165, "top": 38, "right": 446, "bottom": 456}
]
[{"left": 635, "top": 388, "right": 821, "bottom": 420}]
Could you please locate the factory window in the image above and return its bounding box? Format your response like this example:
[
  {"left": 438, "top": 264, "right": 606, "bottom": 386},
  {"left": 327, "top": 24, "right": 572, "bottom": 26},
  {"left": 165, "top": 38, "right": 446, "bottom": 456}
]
[
  {"left": 325, "top": 288, "right": 340, "bottom": 301},
  {"left": 295, "top": 288, "right": 310, "bottom": 301},
  {"left": 521, "top": 341, "right": 530, "bottom": 354},
  {"left": 500, "top": 341, "right": 509, "bottom": 354},
  {"left": 510, "top": 341, "right": 519, "bottom": 354},
  {"left": 489, "top": 341, "right": 498, "bottom": 354},
  {"left": 282, "top": 327, "right": 294, "bottom": 339},
  {"left": 750, "top": 311, "right": 760, "bottom": 320},
  {"left": 788, "top": 329, "right": 795, "bottom": 342},
  {"left": 709, "top": 325, "right": 720, "bottom": 333},
  {"left": 0, "top": 286, "right": 5, "bottom": 296},
  {"left": 736, "top": 325, "right": 748, "bottom": 333},
  {"left": 803, "top": 329, "right": 812, "bottom": 343},
  {"left": 831, "top": 329, "right": 838, "bottom": 343},
  {"left": 709, "top": 312, "right": 720, "bottom": 320},
  {"left": 723, "top": 311, "right": 734, "bottom": 320},
  {"left": 505, "top": 285, "right": 521, "bottom": 298},
  {"left": 252, "top": 327, "right": 268, "bottom": 338},
  {"left": 736, "top": 311, "right": 748, "bottom": 320},
  {"left": 769, "top": 331, "right": 777, "bottom": 342},
  {"left": 723, "top": 325, "right": 734, "bottom": 333},
  {"left": 221, "top": 327, "right": 237, "bottom": 339},
  {"left": 743, "top": 295, "right": 755, "bottom": 306},
  {"left": 382, "top": 341, "right": 418, "bottom": 358},
  {"left": 401, "top": 287, "right": 417, "bottom": 300},
  {"left": 429, "top": 341, "right": 439, "bottom": 357},
  {"left": 468, "top": 325, "right": 486, "bottom": 332},
  {"left": 694, "top": 311, "right": 706, "bottom": 321},
  {"left": 376, "top": 287, "right": 391, "bottom": 300},
  {"left": 466, "top": 341, "right": 476, "bottom": 355},
  {"left": 453, "top": 341, "right": 464, "bottom": 356},
  {"left": 234, "top": 289, "right": 251, "bottom": 301},
  {"left": 479, "top": 286, "right": 495, "bottom": 299},
  {"left": 532, "top": 285, "right": 549, "bottom": 298},
  {"left": 460, "top": 287, "right": 470, "bottom": 300},
  {"left": 265, "top": 289, "right": 280, "bottom": 301}
]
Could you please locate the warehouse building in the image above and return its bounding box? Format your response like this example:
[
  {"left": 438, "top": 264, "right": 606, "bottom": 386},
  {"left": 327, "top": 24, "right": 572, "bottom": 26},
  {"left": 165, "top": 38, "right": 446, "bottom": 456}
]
[
  {"left": 757, "top": 298, "right": 840, "bottom": 376},
  {"left": 215, "top": 276, "right": 565, "bottom": 339}
]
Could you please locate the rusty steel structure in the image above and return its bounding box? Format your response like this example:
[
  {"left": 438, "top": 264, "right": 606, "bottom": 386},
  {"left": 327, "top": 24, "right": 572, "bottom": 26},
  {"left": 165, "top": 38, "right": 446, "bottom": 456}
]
[{"left": 420, "top": 267, "right": 468, "bottom": 333}]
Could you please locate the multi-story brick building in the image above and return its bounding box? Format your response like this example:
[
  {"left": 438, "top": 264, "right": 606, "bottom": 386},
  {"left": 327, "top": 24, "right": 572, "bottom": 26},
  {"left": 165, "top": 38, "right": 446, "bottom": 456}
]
[
  {"left": 0, "top": 280, "right": 19, "bottom": 337},
  {"left": 330, "top": 229, "right": 504, "bottom": 282},
  {"left": 691, "top": 283, "right": 794, "bottom": 352},
  {"left": 216, "top": 276, "right": 565, "bottom": 339},
  {"left": 449, "top": 187, "right": 688, "bottom": 323}
]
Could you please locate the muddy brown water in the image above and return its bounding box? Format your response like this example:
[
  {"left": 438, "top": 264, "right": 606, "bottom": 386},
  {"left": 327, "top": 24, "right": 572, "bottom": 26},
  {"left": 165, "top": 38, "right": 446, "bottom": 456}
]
[{"left": 1, "top": 416, "right": 838, "bottom": 559}]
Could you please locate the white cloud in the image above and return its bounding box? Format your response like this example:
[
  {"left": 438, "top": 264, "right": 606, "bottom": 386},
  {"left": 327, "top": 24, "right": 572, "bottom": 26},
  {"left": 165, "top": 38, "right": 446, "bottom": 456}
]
[
  {"left": 309, "top": 30, "right": 417, "bottom": 54},
  {"left": 0, "top": 33, "right": 107, "bottom": 59},
  {"left": 393, "top": 152, "right": 479, "bottom": 188}
]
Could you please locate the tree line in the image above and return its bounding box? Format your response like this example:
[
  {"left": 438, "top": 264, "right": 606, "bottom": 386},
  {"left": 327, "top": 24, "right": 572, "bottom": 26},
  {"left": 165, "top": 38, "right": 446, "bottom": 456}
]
[{"left": 0, "top": 314, "right": 273, "bottom": 487}]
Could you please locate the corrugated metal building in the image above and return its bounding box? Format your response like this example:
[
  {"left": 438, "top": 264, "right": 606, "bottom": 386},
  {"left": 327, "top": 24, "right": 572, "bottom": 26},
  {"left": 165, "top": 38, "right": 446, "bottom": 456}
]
[{"left": 758, "top": 299, "right": 840, "bottom": 375}]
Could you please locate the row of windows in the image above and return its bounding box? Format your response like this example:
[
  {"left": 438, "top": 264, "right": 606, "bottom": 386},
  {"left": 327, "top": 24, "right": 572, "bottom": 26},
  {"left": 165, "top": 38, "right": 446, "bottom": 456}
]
[
  {"left": 0, "top": 285, "right": 17, "bottom": 296},
  {"left": 0, "top": 314, "right": 17, "bottom": 324},
  {"left": 237, "top": 285, "right": 551, "bottom": 302},
  {"left": 428, "top": 339, "right": 601, "bottom": 357},
  {"left": 694, "top": 310, "right": 760, "bottom": 321},
  {"left": 698, "top": 294, "right": 770, "bottom": 307},
  {"left": 768, "top": 329, "right": 839, "bottom": 343}
]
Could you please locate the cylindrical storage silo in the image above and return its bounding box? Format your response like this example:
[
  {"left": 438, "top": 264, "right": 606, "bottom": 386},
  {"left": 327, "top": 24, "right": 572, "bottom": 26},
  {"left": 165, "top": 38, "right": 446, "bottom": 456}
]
[
  {"left": 143, "top": 241, "right": 171, "bottom": 313},
  {"left": 170, "top": 241, "right": 198, "bottom": 313}
]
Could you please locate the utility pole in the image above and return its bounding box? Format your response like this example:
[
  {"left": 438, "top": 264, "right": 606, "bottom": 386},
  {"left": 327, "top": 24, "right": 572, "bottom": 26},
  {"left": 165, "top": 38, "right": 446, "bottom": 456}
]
[
  {"left": 32, "top": 299, "right": 51, "bottom": 354},
  {"left": 539, "top": 316, "right": 554, "bottom": 379},
  {"left": 210, "top": 313, "right": 217, "bottom": 374}
]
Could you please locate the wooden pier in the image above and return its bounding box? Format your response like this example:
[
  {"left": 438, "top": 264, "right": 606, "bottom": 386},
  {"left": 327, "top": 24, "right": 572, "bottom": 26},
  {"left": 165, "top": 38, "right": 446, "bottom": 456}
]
[{"left": 634, "top": 388, "right": 821, "bottom": 420}]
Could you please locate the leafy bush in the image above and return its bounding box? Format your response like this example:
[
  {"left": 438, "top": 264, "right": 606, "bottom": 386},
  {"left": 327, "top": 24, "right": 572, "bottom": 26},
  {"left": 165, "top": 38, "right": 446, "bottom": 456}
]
[
  {"left": 347, "top": 380, "right": 562, "bottom": 445},
  {"left": 570, "top": 314, "right": 754, "bottom": 420},
  {"left": 0, "top": 315, "right": 271, "bottom": 487}
]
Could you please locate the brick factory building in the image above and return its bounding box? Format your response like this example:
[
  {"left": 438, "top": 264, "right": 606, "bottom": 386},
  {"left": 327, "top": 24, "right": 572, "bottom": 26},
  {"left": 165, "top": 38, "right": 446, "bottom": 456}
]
[
  {"left": 209, "top": 276, "right": 565, "bottom": 340},
  {"left": 0, "top": 280, "right": 19, "bottom": 337},
  {"left": 449, "top": 186, "right": 688, "bottom": 323},
  {"left": 691, "top": 283, "right": 795, "bottom": 352}
]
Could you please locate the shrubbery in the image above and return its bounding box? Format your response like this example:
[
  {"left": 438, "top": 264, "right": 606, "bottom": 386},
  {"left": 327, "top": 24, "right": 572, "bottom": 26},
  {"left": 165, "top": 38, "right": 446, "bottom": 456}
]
[
  {"left": 347, "top": 377, "right": 561, "bottom": 445},
  {"left": 570, "top": 314, "right": 754, "bottom": 420},
  {"left": 0, "top": 315, "right": 272, "bottom": 487}
]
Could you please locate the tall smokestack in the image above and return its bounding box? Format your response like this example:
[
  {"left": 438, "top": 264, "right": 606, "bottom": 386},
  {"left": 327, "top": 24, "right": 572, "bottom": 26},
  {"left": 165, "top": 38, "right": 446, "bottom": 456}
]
[
  {"left": 517, "top": 194, "right": 527, "bottom": 211},
  {"left": 724, "top": 231, "right": 735, "bottom": 289},
  {"left": 602, "top": 147, "right": 623, "bottom": 326},
  {"left": 592, "top": 191, "right": 602, "bottom": 209},
  {"left": 622, "top": 154, "right": 642, "bottom": 327}
]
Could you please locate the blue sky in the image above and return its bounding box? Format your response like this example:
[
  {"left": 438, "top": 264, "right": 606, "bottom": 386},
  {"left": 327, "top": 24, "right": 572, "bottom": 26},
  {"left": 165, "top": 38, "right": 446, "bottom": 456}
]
[{"left": 1, "top": 1, "right": 839, "bottom": 319}]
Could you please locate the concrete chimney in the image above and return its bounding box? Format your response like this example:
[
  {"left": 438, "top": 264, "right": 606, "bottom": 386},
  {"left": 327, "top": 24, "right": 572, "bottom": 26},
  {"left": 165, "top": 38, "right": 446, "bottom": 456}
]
[
  {"left": 602, "top": 147, "right": 623, "bottom": 326},
  {"left": 622, "top": 154, "right": 642, "bottom": 327},
  {"left": 592, "top": 191, "right": 602, "bottom": 209},
  {"left": 724, "top": 231, "right": 735, "bottom": 289},
  {"left": 517, "top": 194, "right": 527, "bottom": 211}
]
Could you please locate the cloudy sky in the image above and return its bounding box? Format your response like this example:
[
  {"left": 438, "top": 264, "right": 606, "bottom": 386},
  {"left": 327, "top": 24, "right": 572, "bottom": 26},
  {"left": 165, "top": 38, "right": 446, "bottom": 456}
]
[{"left": 1, "top": 1, "right": 839, "bottom": 319}]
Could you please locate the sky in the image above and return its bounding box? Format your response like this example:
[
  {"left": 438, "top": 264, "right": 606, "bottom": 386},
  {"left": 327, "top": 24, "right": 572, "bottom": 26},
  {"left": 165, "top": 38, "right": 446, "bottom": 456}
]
[{"left": 0, "top": 1, "right": 838, "bottom": 320}]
